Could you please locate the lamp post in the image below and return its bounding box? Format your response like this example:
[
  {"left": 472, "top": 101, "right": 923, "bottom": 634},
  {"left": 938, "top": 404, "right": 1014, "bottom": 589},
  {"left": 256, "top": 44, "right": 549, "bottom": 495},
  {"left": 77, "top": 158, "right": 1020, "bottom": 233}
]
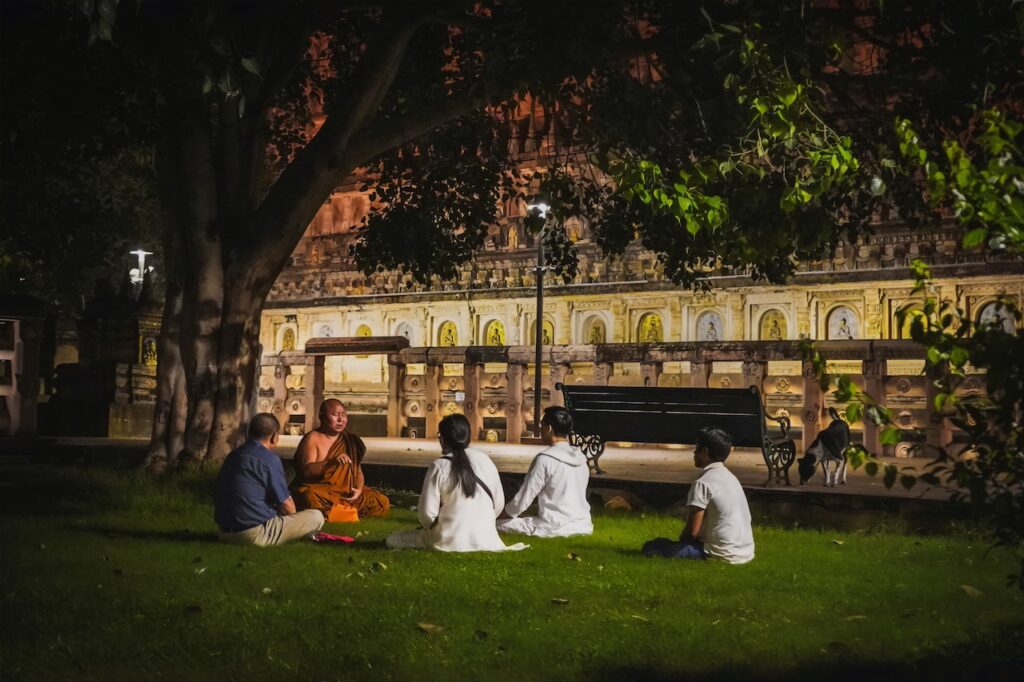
[
  {"left": 129, "top": 249, "right": 153, "bottom": 285},
  {"left": 527, "top": 202, "right": 550, "bottom": 437}
]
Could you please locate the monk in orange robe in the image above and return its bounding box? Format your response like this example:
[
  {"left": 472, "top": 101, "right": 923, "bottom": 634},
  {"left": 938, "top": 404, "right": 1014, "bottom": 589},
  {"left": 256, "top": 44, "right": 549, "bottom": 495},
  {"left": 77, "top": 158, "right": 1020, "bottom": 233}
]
[{"left": 290, "top": 399, "right": 390, "bottom": 522}]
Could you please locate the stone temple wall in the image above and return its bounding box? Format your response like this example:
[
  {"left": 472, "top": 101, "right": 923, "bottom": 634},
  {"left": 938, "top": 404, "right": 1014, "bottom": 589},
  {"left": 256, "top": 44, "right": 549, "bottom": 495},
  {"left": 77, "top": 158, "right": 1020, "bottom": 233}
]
[{"left": 257, "top": 211, "right": 1024, "bottom": 448}]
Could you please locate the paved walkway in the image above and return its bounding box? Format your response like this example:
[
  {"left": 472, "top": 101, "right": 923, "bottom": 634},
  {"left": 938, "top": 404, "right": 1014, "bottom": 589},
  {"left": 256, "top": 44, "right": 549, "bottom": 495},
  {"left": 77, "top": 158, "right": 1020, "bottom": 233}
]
[
  {"left": 275, "top": 436, "right": 950, "bottom": 501},
  {"left": 10, "top": 434, "right": 951, "bottom": 502}
]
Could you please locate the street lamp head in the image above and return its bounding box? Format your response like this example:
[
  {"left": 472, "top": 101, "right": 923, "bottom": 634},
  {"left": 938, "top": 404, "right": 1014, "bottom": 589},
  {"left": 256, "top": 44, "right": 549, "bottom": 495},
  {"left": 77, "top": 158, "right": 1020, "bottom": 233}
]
[
  {"left": 129, "top": 249, "right": 154, "bottom": 285},
  {"left": 527, "top": 202, "right": 550, "bottom": 218}
]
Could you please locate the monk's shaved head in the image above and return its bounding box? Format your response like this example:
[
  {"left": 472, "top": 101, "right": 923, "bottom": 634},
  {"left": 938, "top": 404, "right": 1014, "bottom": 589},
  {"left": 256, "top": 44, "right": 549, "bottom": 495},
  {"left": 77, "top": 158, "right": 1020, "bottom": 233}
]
[
  {"left": 319, "top": 399, "right": 346, "bottom": 419},
  {"left": 318, "top": 399, "right": 349, "bottom": 434}
]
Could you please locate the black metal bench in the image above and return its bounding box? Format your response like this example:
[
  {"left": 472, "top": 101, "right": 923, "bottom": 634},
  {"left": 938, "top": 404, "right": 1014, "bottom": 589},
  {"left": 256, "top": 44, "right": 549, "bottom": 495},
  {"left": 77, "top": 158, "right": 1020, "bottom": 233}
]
[{"left": 557, "top": 383, "right": 797, "bottom": 485}]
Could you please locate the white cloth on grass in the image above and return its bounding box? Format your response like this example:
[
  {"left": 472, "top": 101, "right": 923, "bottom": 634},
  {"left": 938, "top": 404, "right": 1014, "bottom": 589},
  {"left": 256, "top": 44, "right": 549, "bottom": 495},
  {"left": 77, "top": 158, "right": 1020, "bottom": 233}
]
[
  {"left": 497, "top": 441, "right": 592, "bottom": 538},
  {"left": 686, "top": 461, "right": 754, "bottom": 564},
  {"left": 386, "top": 447, "right": 527, "bottom": 552}
]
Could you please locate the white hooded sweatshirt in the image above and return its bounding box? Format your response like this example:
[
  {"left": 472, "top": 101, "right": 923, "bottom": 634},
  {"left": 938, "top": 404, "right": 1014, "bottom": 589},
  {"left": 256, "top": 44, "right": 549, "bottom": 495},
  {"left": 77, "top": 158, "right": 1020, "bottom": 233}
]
[{"left": 497, "top": 441, "right": 593, "bottom": 538}]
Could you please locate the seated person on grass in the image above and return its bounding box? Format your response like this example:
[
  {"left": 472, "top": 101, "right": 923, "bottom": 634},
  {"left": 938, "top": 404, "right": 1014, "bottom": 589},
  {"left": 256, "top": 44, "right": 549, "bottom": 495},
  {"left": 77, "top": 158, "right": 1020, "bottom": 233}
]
[
  {"left": 497, "top": 406, "right": 593, "bottom": 538},
  {"left": 214, "top": 413, "right": 325, "bottom": 547},
  {"left": 289, "top": 399, "right": 390, "bottom": 522},
  {"left": 642, "top": 427, "right": 754, "bottom": 564},
  {"left": 386, "top": 414, "right": 526, "bottom": 552}
]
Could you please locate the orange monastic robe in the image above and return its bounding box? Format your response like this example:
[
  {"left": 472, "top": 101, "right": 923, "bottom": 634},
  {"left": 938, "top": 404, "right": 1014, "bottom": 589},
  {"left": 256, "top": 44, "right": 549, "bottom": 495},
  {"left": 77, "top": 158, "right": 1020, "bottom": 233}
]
[{"left": 290, "top": 431, "right": 390, "bottom": 521}]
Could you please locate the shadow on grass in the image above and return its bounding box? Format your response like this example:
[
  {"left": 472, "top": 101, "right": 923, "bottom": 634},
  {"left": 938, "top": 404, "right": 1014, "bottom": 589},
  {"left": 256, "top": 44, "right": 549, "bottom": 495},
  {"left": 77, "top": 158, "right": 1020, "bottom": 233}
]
[
  {"left": 0, "top": 461, "right": 120, "bottom": 518},
  {"left": 590, "top": 634, "right": 1024, "bottom": 682},
  {"left": 0, "top": 457, "right": 217, "bottom": 520},
  {"left": 83, "top": 525, "right": 220, "bottom": 544}
]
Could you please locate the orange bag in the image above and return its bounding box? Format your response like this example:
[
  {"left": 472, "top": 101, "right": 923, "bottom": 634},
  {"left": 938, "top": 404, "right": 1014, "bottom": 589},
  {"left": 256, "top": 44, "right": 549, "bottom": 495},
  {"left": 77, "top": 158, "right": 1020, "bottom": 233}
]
[{"left": 326, "top": 504, "right": 359, "bottom": 524}]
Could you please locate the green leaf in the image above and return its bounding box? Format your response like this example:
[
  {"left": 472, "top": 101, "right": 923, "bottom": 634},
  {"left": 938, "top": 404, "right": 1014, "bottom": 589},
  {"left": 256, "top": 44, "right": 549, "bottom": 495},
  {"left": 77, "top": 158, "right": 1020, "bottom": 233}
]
[
  {"left": 900, "top": 474, "right": 917, "bottom": 490},
  {"left": 880, "top": 426, "right": 901, "bottom": 446},
  {"left": 949, "top": 346, "right": 969, "bottom": 369},
  {"left": 883, "top": 464, "right": 898, "bottom": 489},
  {"left": 865, "top": 461, "right": 879, "bottom": 476},
  {"left": 96, "top": 18, "right": 113, "bottom": 42},
  {"left": 209, "top": 35, "right": 231, "bottom": 56},
  {"left": 962, "top": 228, "right": 987, "bottom": 248},
  {"left": 778, "top": 85, "right": 799, "bottom": 107},
  {"left": 240, "top": 57, "right": 262, "bottom": 78}
]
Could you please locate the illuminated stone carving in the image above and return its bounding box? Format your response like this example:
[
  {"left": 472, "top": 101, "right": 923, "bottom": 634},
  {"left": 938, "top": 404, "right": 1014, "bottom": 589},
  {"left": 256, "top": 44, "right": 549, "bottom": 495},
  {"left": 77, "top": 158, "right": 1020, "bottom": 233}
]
[
  {"left": 484, "top": 320, "right": 506, "bottom": 346},
  {"left": 697, "top": 311, "right": 723, "bottom": 341},
  {"left": 827, "top": 306, "right": 858, "bottom": 340},
  {"left": 759, "top": 310, "right": 786, "bottom": 340},
  {"left": 638, "top": 313, "right": 664, "bottom": 342},
  {"left": 438, "top": 321, "right": 458, "bottom": 347},
  {"left": 281, "top": 327, "right": 296, "bottom": 351}
]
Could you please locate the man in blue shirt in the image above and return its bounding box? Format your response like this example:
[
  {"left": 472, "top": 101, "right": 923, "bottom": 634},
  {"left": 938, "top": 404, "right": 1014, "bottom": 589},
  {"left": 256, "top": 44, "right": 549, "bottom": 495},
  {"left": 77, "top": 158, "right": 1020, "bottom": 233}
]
[{"left": 215, "top": 413, "right": 324, "bottom": 546}]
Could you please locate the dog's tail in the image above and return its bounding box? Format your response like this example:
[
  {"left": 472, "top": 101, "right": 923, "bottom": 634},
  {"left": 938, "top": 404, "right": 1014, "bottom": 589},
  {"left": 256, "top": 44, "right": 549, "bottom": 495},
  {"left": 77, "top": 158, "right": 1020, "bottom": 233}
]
[{"left": 828, "top": 406, "right": 842, "bottom": 422}]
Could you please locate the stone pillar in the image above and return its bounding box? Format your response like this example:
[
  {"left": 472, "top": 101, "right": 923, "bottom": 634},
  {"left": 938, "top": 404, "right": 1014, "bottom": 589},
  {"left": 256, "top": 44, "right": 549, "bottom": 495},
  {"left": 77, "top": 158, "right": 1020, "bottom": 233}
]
[
  {"left": 424, "top": 363, "right": 442, "bottom": 438},
  {"left": 463, "top": 360, "right": 484, "bottom": 439},
  {"left": 386, "top": 360, "right": 407, "bottom": 438},
  {"left": 15, "top": 318, "right": 42, "bottom": 435},
  {"left": 690, "top": 360, "right": 711, "bottom": 388},
  {"left": 303, "top": 355, "right": 325, "bottom": 434},
  {"left": 641, "top": 361, "right": 663, "bottom": 388},
  {"left": 801, "top": 359, "right": 823, "bottom": 452},
  {"left": 505, "top": 363, "right": 525, "bottom": 443},
  {"left": 593, "top": 362, "right": 613, "bottom": 386},
  {"left": 273, "top": 361, "right": 289, "bottom": 431},
  {"left": 925, "top": 362, "right": 953, "bottom": 453},
  {"left": 861, "top": 358, "right": 885, "bottom": 455},
  {"left": 549, "top": 363, "right": 568, "bottom": 407},
  {"left": 742, "top": 359, "right": 768, "bottom": 393},
  {"left": 728, "top": 295, "right": 745, "bottom": 340}
]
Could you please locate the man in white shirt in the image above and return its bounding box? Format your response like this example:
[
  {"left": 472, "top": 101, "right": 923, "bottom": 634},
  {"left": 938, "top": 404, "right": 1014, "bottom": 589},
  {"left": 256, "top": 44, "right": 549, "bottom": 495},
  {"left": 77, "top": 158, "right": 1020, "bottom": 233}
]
[
  {"left": 497, "top": 407, "right": 593, "bottom": 538},
  {"left": 642, "top": 427, "right": 754, "bottom": 564}
]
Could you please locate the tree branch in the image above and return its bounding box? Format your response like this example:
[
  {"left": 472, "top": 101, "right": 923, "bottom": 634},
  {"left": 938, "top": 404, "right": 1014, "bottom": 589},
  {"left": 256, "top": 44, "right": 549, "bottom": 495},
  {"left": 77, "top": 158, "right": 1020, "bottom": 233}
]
[
  {"left": 246, "top": 22, "right": 664, "bottom": 271},
  {"left": 246, "top": 10, "right": 427, "bottom": 260}
]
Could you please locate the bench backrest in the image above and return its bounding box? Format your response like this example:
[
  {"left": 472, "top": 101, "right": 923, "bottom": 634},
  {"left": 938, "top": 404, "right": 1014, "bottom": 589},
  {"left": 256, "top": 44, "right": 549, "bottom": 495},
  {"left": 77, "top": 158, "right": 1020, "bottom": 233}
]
[{"left": 559, "top": 384, "right": 767, "bottom": 448}]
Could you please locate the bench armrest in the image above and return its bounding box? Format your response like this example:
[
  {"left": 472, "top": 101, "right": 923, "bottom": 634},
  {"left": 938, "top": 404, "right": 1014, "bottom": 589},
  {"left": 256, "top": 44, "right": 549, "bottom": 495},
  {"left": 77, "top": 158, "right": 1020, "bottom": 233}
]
[{"left": 764, "top": 413, "right": 792, "bottom": 437}]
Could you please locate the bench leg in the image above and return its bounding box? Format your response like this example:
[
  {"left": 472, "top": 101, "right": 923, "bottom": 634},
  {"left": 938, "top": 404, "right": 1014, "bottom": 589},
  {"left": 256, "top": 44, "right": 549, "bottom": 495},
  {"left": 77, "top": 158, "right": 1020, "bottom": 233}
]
[
  {"left": 589, "top": 438, "right": 602, "bottom": 475},
  {"left": 779, "top": 442, "right": 795, "bottom": 486},
  {"left": 763, "top": 441, "right": 796, "bottom": 486},
  {"left": 762, "top": 448, "right": 774, "bottom": 487}
]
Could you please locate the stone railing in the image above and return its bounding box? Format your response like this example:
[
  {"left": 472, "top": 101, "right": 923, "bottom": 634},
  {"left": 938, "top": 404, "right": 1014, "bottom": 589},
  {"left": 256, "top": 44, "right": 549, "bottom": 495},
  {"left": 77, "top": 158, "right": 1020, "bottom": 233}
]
[{"left": 261, "top": 340, "right": 974, "bottom": 457}]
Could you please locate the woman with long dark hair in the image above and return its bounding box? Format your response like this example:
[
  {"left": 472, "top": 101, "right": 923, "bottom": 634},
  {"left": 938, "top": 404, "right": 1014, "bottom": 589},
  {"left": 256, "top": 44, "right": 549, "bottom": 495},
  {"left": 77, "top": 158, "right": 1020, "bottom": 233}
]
[{"left": 386, "top": 414, "right": 527, "bottom": 552}]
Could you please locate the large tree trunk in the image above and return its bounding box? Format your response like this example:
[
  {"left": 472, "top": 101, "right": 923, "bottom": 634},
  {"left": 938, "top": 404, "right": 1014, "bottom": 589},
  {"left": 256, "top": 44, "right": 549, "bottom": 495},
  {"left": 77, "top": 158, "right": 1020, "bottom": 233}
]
[
  {"left": 206, "top": 261, "right": 275, "bottom": 461},
  {"left": 141, "top": 4, "right": 486, "bottom": 469},
  {"left": 143, "top": 283, "right": 187, "bottom": 473}
]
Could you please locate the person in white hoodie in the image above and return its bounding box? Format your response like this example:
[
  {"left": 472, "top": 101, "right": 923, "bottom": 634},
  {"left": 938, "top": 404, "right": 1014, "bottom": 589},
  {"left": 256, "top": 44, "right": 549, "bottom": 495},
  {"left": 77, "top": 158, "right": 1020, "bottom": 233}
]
[
  {"left": 497, "top": 406, "right": 593, "bottom": 538},
  {"left": 386, "top": 414, "right": 527, "bottom": 552}
]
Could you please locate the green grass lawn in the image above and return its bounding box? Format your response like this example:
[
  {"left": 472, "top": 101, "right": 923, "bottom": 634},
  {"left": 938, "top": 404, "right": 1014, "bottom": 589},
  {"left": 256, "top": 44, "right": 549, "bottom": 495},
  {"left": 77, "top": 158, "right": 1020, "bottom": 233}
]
[{"left": 1, "top": 457, "right": 1022, "bottom": 682}]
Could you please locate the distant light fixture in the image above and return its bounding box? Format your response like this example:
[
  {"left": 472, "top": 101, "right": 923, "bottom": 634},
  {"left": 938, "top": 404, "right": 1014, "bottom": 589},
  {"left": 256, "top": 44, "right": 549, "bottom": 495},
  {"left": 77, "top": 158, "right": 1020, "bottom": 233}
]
[
  {"left": 129, "top": 249, "right": 153, "bottom": 284},
  {"left": 527, "top": 202, "right": 550, "bottom": 218},
  {"left": 526, "top": 201, "right": 551, "bottom": 438}
]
